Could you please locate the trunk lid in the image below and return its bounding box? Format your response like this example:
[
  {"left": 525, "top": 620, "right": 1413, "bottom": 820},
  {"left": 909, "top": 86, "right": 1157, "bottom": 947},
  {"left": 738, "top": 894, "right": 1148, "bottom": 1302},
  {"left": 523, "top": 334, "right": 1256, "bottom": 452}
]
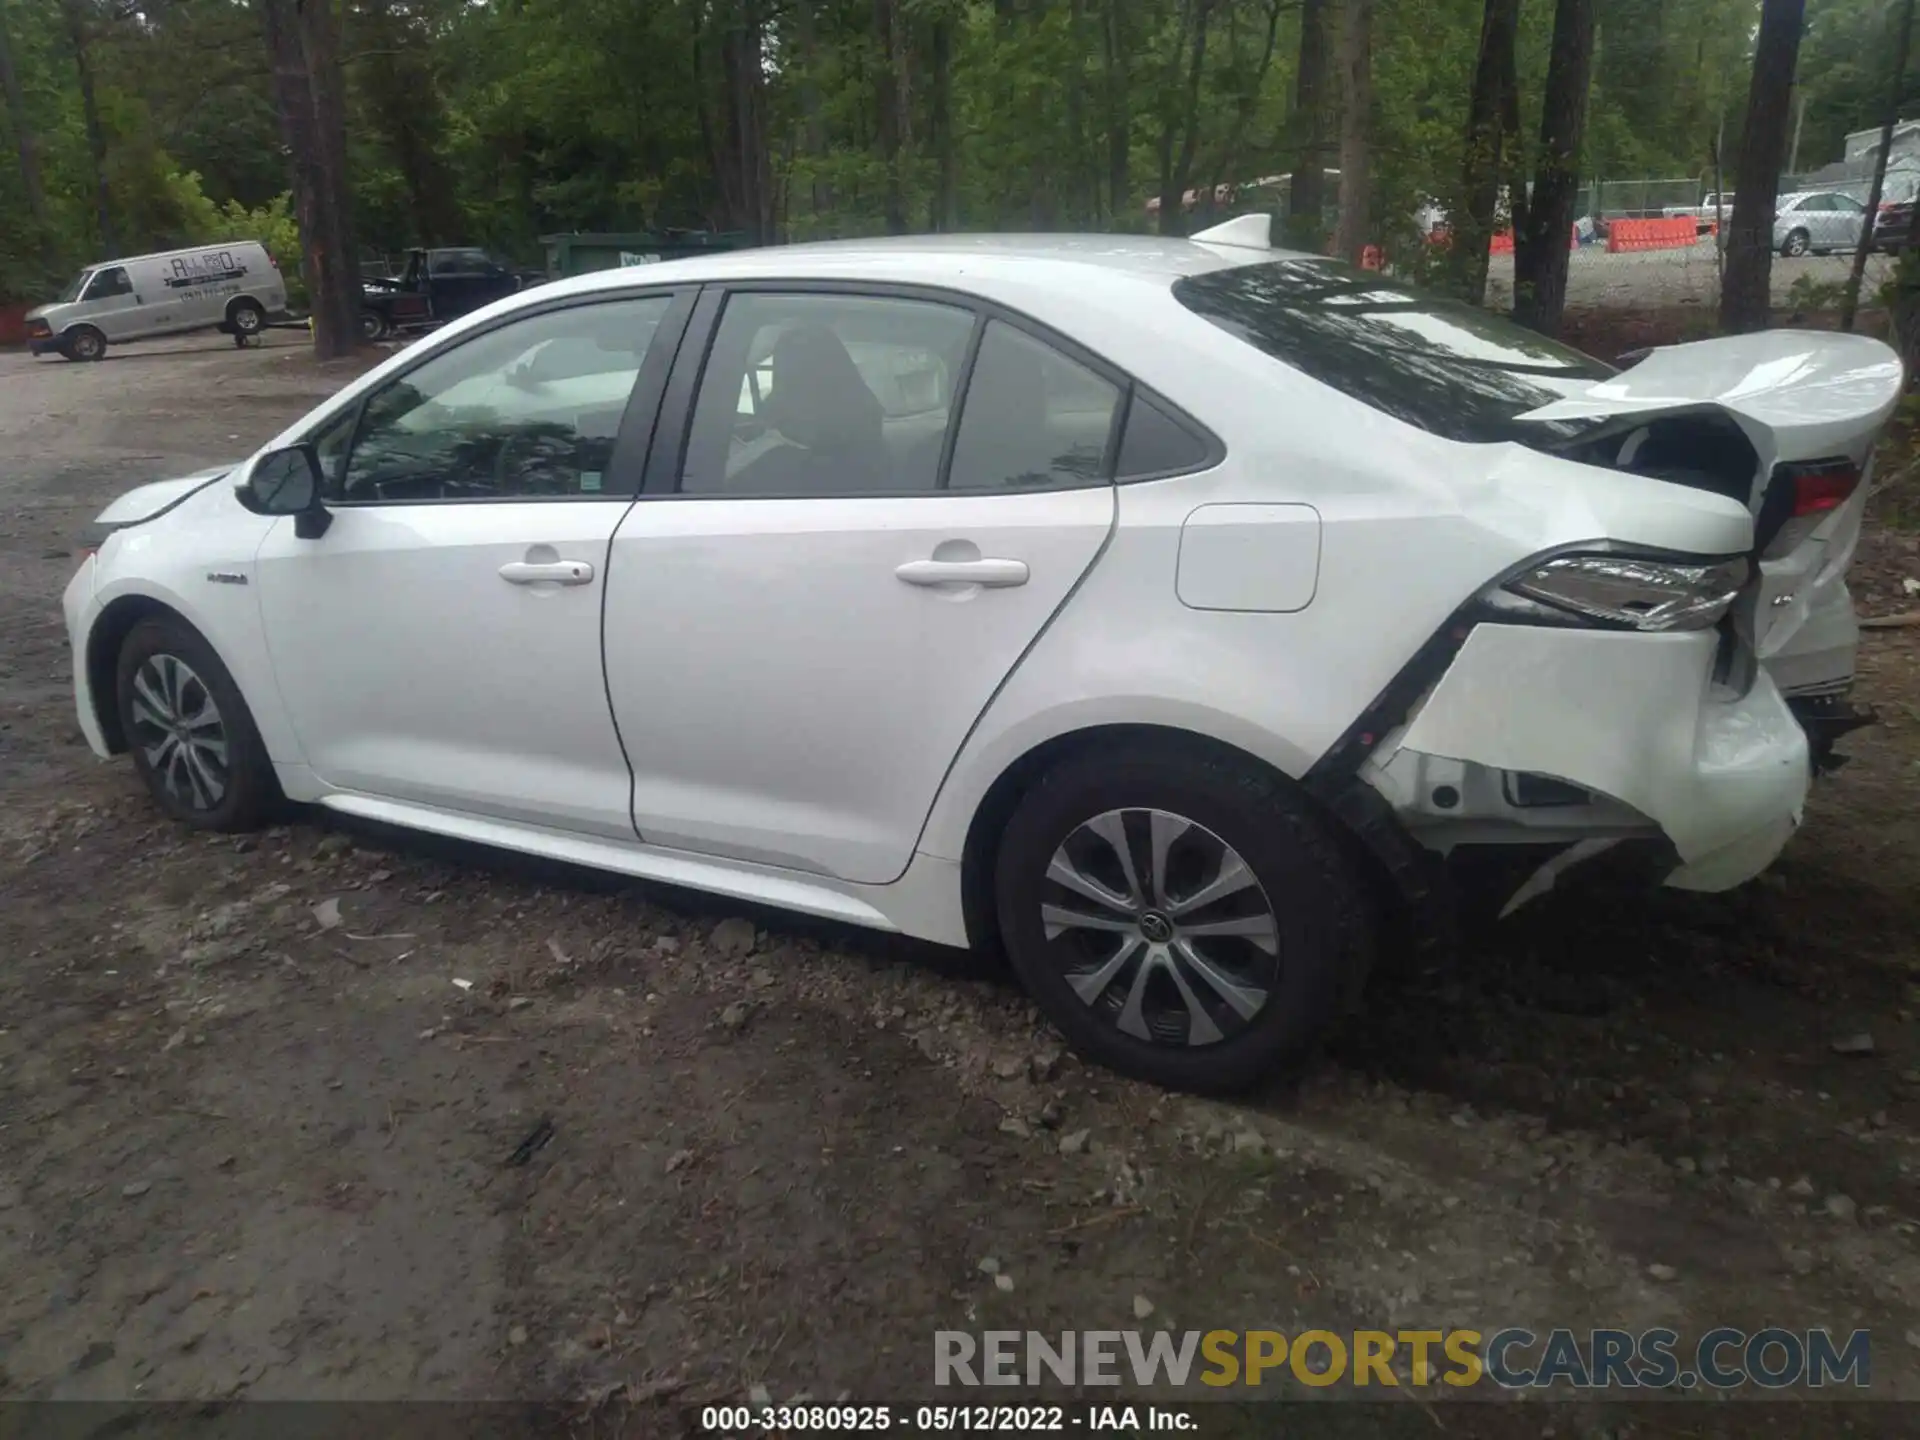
[
  {"left": 1517, "top": 330, "right": 1904, "bottom": 695},
  {"left": 1515, "top": 329, "right": 1903, "bottom": 489}
]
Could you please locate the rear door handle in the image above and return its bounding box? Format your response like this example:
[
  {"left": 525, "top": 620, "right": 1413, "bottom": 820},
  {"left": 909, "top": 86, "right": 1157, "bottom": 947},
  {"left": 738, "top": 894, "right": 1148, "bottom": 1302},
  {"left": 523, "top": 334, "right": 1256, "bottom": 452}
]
[
  {"left": 894, "top": 558, "right": 1029, "bottom": 588},
  {"left": 499, "top": 559, "right": 594, "bottom": 586}
]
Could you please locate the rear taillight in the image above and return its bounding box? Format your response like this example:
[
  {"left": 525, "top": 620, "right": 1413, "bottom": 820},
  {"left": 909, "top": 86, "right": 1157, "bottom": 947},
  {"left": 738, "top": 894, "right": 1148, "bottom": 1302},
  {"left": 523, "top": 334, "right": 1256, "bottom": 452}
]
[
  {"left": 1757, "top": 459, "right": 1863, "bottom": 556},
  {"left": 266, "top": 250, "right": 280, "bottom": 269},
  {"left": 1790, "top": 461, "right": 1861, "bottom": 516}
]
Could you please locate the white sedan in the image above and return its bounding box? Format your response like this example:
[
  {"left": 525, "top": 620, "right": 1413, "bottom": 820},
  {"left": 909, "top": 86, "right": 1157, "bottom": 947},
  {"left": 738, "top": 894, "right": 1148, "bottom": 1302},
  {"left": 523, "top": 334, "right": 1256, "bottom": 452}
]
[{"left": 63, "top": 219, "right": 1901, "bottom": 1092}]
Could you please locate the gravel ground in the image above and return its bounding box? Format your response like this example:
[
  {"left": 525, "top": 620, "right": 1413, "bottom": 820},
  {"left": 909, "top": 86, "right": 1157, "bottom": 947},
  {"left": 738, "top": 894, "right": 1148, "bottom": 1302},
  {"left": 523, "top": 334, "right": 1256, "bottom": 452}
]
[
  {"left": 3, "top": 332, "right": 1920, "bottom": 1432},
  {"left": 1486, "top": 241, "right": 1897, "bottom": 312}
]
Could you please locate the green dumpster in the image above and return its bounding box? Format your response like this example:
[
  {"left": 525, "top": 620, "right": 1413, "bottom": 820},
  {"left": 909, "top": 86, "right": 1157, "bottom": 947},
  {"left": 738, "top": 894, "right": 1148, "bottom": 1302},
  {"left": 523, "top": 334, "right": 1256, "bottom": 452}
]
[{"left": 539, "top": 230, "right": 751, "bottom": 279}]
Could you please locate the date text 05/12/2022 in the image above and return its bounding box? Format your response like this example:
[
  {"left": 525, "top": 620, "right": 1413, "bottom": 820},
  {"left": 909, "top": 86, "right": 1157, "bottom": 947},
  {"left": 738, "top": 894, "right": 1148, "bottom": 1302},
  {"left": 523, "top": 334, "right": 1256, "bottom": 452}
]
[{"left": 701, "top": 1404, "right": 1197, "bottom": 1432}]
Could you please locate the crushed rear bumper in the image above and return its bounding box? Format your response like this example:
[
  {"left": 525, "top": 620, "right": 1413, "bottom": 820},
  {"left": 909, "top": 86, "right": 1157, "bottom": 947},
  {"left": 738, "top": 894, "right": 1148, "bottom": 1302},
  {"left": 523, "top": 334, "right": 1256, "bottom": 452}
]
[{"left": 1359, "top": 623, "right": 1810, "bottom": 896}]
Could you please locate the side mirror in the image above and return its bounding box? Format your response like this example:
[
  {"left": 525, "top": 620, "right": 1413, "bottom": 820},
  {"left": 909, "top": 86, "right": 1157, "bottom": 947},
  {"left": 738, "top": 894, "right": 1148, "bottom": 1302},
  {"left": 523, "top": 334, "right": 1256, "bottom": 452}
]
[{"left": 238, "top": 444, "right": 332, "bottom": 538}]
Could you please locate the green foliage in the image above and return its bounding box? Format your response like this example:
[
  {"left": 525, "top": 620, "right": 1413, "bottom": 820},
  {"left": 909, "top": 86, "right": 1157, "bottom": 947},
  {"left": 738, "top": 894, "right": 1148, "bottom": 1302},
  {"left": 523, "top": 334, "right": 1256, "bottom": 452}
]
[
  {"left": 163, "top": 172, "right": 306, "bottom": 305},
  {"left": 1785, "top": 270, "right": 1850, "bottom": 312},
  {"left": 0, "top": 0, "right": 1799, "bottom": 309}
]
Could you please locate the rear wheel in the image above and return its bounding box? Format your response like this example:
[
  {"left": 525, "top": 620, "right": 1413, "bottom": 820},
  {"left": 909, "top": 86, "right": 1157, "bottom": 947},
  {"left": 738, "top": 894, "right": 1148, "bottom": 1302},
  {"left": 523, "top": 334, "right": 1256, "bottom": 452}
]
[
  {"left": 1782, "top": 228, "right": 1811, "bottom": 258},
  {"left": 116, "top": 616, "right": 278, "bottom": 832},
  {"left": 993, "top": 742, "right": 1373, "bottom": 1094},
  {"left": 227, "top": 298, "right": 266, "bottom": 336},
  {"left": 62, "top": 325, "right": 106, "bottom": 362}
]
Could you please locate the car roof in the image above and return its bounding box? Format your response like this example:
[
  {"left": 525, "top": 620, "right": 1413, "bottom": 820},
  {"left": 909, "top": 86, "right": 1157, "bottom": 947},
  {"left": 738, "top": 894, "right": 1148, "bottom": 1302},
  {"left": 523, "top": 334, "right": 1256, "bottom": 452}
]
[{"left": 531, "top": 232, "right": 1311, "bottom": 307}]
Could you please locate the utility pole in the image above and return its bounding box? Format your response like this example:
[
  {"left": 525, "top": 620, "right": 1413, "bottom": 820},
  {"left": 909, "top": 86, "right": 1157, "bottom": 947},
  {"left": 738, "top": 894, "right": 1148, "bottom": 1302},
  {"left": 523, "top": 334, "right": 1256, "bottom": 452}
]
[{"left": 1788, "top": 86, "right": 1806, "bottom": 176}]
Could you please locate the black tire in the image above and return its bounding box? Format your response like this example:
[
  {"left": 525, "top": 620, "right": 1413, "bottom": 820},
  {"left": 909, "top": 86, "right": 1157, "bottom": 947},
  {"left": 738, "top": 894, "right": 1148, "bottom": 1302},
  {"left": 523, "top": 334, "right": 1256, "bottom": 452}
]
[
  {"left": 62, "top": 325, "right": 106, "bottom": 362},
  {"left": 116, "top": 616, "right": 279, "bottom": 832},
  {"left": 1782, "top": 229, "right": 1810, "bottom": 258},
  {"left": 359, "top": 309, "right": 390, "bottom": 342},
  {"left": 993, "top": 742, "right": 1373, "bottom": 1094},
  {"left": 227, "top": 298, "right": 266, "bottom": 336}
]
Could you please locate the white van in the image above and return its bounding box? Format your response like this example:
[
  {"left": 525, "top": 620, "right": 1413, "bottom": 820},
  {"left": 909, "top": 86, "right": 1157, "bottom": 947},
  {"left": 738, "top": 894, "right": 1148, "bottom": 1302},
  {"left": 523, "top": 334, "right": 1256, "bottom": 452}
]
[{"left": 25, "top": 241, "right": 290, "bottom": 362}]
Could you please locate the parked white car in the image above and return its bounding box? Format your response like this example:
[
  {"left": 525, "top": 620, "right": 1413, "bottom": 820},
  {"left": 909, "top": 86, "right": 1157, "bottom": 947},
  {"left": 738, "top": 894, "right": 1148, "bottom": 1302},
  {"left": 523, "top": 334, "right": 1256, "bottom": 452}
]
[
  {"left": 1661, "top": 192, "right": 1735, "bottom": 234},
  {"left": 61, "top": 220, "right": 1901, "bottom": 1091}
]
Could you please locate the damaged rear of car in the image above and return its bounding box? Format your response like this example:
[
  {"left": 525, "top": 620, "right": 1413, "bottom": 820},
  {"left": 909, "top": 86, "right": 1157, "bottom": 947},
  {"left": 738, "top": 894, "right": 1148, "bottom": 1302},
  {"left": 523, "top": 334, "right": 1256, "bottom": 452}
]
[{"left": 1175, "top": 261, "right": 1903, "bottom": 914}]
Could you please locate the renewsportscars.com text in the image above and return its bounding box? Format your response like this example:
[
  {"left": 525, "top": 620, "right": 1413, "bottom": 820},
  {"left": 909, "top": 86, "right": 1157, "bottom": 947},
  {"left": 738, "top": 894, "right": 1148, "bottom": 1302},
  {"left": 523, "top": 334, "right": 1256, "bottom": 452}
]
[{"left": 934, "top": 1327, "right": 1872, "bottom": 1391}]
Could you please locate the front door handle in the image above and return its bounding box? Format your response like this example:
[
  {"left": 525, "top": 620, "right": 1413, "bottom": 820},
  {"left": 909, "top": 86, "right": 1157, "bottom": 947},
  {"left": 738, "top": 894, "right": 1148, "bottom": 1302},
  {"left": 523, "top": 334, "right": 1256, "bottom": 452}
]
[
  {"left": 895, "top": 558, "right": 1029, "bottom": 588},
  {"left": 499, "top": 559, "right": 594, "bottom": 586}
]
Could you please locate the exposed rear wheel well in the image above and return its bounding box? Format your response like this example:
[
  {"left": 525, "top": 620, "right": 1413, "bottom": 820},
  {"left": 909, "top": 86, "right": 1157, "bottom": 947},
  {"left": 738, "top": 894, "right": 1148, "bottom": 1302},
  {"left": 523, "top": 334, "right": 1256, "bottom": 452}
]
[
  {"left": 87, "top": 595, "right": 187, "bottom": 752},
  {"left": 959, "top": 724, "right": 1341, "bottom": 954}
]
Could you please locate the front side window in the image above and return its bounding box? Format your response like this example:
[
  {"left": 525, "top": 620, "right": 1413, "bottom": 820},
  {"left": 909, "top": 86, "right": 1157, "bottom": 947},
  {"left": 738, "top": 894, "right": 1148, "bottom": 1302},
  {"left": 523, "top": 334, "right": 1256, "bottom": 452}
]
[
  {"left": 328, "top": 295, "right": 670, "bottom": 503},
  {"left": 946, "top": 321, "right": 1123, "bottom": 490},
  {"left": 1173, "top": 259, "right": 1615, "bottom": 445},
  {"left": 680, "top": 292, "right": 975, "bottom": 497},
  {"left": 84, "top": 266, "right": 133, "bottom": 301}
]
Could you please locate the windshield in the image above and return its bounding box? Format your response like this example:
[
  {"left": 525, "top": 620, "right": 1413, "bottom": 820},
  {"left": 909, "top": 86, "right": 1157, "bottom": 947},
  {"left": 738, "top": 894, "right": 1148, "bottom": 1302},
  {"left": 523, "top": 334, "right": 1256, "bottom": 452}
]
[
  {"left": 56, "top": 269, "right": 92, "bottom": 304},
  {"left": 1172, "top": 259, "right": 1616, "bottom": 444}
]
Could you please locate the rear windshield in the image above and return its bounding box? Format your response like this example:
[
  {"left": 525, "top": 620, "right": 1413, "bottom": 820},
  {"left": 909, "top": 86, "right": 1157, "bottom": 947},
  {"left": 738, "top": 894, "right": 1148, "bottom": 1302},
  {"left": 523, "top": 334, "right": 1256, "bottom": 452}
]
[{"left": 1172, "top": 259, "right": 1615, "bottom": 444}]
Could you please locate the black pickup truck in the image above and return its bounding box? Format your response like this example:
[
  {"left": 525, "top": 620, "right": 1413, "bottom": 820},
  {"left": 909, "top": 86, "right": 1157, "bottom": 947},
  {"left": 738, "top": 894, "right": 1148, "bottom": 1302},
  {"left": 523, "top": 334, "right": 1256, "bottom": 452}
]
[{"left": 359, "top": 247, "right": 544, "bottom": 340}]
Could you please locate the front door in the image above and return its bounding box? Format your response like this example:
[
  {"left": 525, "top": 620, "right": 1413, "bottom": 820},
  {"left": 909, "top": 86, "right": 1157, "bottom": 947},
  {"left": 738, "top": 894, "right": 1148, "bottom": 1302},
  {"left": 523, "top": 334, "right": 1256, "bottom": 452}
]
[
  {"left": 79, "top": 265, "right": 145, "bottom": 340},
  {"left": 254, "top": 291, "right": 685, "bottom": 837},
  {"left": 603, "top": 289, "right": 1124, "bottom": 884}
]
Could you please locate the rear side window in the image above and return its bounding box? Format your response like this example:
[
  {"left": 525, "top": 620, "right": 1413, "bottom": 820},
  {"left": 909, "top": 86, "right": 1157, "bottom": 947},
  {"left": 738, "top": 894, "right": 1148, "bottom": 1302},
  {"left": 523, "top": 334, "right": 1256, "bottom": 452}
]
[
  {"left": 946, "top": 321, "right": 1122, "bottom": 490},
  {"left": 679, "top": 291, "right": 975, "bottom": 497},
  {"left": 1172, "top": 260, "right": 1614, "bottom": 445},
  {"left": 1115, "top": 392, "right": 1213, "bottom": 479}
]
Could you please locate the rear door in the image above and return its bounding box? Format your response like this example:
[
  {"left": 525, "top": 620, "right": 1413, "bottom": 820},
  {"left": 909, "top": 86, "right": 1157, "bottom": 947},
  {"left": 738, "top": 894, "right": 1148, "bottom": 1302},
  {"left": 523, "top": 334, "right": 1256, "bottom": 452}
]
[
  {"left": 1829, "top": 194, "right": 1868, "bottom": 249},
  {"left": 601, "top": 285, "right": 1121, "bottom": 884}
]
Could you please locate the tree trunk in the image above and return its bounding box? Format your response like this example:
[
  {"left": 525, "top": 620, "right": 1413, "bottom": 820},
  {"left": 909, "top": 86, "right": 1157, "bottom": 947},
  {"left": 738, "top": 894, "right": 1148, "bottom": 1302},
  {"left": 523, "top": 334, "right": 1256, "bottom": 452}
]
[
  {"left": 1154, "top": 0, "right": 1211, "bottom": 236},
  {"left": 795, "top": 0, "right": 831, "bottom": 222},
  {"left": 1446, "top": 0, "right": 1522, "bottom": 303},
  {"left": 263, "top": 0, "right": 360, "bottom": 359},
  {"left": 927, "top": 13, "right": 955, "bottom": 229},
  {"left": 63, "top": 0, "right": 115, "bottom": 256},
  {"left": 874, "top": 0, "right": 908, "bottom": 233},
  {"left": 1287, "top": 0, "right": 1329, "bottom": 250},
  {"left": 1720, "top": 0, "right": 1807, "bottom": 335},
  {"left": 1067, "top": 0, "right": 1088, "bottom": 224},
  {"left": 704, "top": 0, "right": 775, "bottom": 243},
  {"left": 1512, "top": 0, "right": 1594, "bottom": 334},
  {"left": 0, "top": 0, "right": 48, "bottom": 236},
  {"left": 1206, "top": 0, "right": 1282, "bottom": 232},
  {"left": 1330, "top": 0, "right": 1371, "bottom": 263},
  {"left": 1102, "top": 0, "right": 1131, "bottom": 223},
  {"left": 1842, "top": 0, "right": 1915, "bottom": 331}
]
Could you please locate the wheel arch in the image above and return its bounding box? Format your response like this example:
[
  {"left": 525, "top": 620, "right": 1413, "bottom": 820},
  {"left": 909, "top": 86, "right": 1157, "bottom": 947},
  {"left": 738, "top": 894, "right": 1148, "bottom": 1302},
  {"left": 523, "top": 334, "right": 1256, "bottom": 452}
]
[
  {"left": 86, "top": 594, "right": 196, "bottom": 753},
  {"left": 955, "top": 721, "right": 1435, "bottom": 965}
]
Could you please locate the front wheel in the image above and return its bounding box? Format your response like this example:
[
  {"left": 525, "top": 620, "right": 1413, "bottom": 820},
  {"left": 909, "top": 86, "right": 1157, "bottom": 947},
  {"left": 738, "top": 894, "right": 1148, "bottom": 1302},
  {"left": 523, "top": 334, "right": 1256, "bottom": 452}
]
[
  {"left": 359, "top": 309, "right": 390, "bottom": 342},
  {"left": 993, "top": 743, "right": 1373, "bottom": 1094},
  {"left": 1782, "top": 229, "right": 1811, "bottom": 258},
  {"left": 62, "top": 325, "right": 106, "bottom": 362},
  {"left": 116, "top": 616, "right": 279, "bottom": 831}
]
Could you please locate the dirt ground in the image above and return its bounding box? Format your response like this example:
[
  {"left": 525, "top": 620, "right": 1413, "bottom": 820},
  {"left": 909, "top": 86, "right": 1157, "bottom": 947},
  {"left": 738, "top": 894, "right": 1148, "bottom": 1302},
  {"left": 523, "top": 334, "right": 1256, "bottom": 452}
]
[{"left": 4, "top": 331, "right": 1920, "bottom": 1435}]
